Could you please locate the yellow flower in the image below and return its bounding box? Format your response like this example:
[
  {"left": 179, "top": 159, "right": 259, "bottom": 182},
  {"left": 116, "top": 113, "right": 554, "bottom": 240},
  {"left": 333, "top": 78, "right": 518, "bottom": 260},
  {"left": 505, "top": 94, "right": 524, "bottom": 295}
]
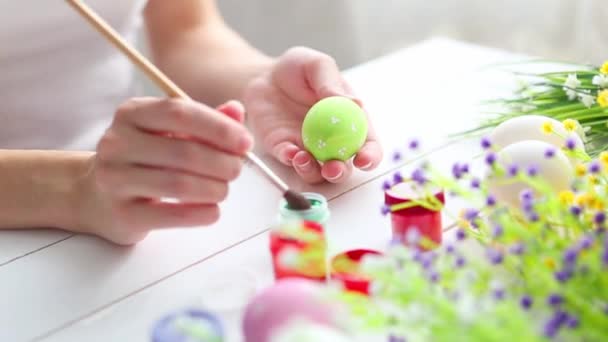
[
  {"left": 601, "top": 61, "right": 608, "bottom": 75},
  {"left": 600, "top": 151, "right": 608, "bottom": 166},
  {"left": 541, "top": 121, "right": 554, "bottom": 135},
  {"left": 574, "top": 193, "right": 592, "bottom": 207},
  {"left": 589, "top": 175, "right": 600, "bottom": 185},
  {"left": 575, "top": 164, "right": 587, "bottom": 177},
  {"left": 562, "top": 119, "right": 577, "bottom": 132},
  {"left": 591, "top": 197, "right": 605, "bottom": 211},
  {"left": 598, "top": 90, "right": 608, "bottom": 108},
  {"left": 544, "top": 257, "right": 556, "bottom": 270},
  {"left": 558, "top": 190, "right": 575, "bottom": 205}
]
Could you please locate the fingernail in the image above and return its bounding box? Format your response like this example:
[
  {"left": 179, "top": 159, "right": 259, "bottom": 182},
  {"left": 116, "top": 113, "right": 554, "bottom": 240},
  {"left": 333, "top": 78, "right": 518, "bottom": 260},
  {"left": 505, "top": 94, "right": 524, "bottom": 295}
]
[
  {"left": 326, "top": 170, "right": 343, "bottom": 181},
  {"left": 296, "top": 158, "right": 312, "bottom": 171},
  {"left": 359, "top": 161, "right": 373, "bottom": 170},
  {"left": 240, "top": 135, "right": 253, "bottom": 151}
]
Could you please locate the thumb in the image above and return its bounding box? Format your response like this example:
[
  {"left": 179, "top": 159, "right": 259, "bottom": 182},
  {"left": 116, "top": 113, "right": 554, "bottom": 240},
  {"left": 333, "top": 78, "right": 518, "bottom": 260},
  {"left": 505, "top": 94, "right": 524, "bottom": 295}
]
[{"left": 216, "top": 100, "right": 246, "bottom": 123}]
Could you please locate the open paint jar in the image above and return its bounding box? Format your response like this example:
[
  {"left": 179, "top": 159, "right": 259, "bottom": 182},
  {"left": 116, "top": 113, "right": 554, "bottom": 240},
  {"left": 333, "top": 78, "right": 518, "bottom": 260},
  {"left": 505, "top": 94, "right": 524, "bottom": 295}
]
[
  {"left": 330, "top": 249, "right": 382, "bottom": 295},
  {"left": 151, "top": 308, "right": 223, "bottom": 342},
  {"left": 385, "top": 182, "right": 445, "bottom": 249},
  {"left": 269, "top": 220, "right": 327, "bottom": 282},
  {"left": 278, "top": 192, "right": 330, "bottom": 225}
]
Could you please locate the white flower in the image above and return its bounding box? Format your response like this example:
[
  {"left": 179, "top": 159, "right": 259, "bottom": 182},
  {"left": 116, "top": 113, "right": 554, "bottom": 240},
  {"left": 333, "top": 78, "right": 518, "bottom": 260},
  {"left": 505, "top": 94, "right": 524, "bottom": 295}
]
[
  {"left": 317, "top": 140, "right": 327, "bottom": 149},
  {"left": 565, "top": 89, "right": 577, "bottom": 101},
  {"left": 579, "top": 93, "right": 596, "bottom": 108},
  {"left": 592, "top": 74, "right": 608, "bottom": 88},
  {"left": 330, "top": 116, "right": 340, "bottom": 124},
  {"left": 270, "top": 319, "right": 351, "bottom": 342},
  {"left": 351, "top": 123, "right": 357, "bottom": 132},
  {"left": 564, "top": 74, "right": 581, "bottom": 89},
  {"left": 337, "top": 147, "right": 347, "bottom": 156},
  {"left": 563, "top": 74, "right": 581, "bottom": 101}
]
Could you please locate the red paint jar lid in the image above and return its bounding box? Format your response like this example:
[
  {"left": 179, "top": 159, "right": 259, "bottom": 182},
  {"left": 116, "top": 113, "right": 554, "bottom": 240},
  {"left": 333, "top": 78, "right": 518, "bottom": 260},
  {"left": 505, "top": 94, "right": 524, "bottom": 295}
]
[{"left": 385, "top": 182, "right": 444, "bottom": 215}]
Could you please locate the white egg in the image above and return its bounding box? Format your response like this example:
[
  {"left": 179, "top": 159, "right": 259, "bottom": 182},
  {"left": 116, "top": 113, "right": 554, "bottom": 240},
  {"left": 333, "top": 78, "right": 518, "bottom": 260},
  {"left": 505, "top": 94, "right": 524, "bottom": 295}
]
[
  {"left": 489, "top": 115, "right": 584, "bottom": 153},
  {"left": 487, "top": 140, "right": 574, "bottom": 207}
]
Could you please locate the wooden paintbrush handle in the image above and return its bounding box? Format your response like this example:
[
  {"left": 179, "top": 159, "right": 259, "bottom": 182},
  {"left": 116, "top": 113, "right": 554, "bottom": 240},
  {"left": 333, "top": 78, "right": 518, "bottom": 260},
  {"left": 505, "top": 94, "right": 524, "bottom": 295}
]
[{"left": 65, "top": 0, "right": 190, "bottom": 100}]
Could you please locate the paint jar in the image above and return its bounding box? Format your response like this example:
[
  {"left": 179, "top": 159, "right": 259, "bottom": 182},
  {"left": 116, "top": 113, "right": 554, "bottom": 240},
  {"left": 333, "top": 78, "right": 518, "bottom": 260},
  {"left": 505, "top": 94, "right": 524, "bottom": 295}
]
[
  {"left": 151, "top": 308, "right": 224, "bottom": 342},
  {"left": 269, "top": 193, "right": 330, "bottom": 282},
  {"left": 330, "top": 249, "right": 382, "bottom": 295},
  {"left": 385, "top": 182, "right": 445, "bottom": 249}
]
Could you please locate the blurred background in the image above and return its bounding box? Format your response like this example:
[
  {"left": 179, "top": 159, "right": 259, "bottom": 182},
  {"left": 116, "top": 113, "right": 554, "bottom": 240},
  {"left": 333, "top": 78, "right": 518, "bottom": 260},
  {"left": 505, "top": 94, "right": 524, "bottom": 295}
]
[{"left": 216, "top": 0, "right": 607, "bottom": 68}]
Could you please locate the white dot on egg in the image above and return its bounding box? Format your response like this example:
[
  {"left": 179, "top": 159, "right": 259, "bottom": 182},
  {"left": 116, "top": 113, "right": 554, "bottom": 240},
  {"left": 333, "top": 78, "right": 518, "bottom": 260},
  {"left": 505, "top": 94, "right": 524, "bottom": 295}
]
[
  {"left": 317, "top": 140, "right": 327, "bottom": 149},
  {"left": 351, "top": 123, "right": 357, "bottom": 132},
  {"left": 330, "top": 116, "right": 340, "bottom": 124},
  {"left": 338, "top": 147, "right": 346, "bottom": 156}
]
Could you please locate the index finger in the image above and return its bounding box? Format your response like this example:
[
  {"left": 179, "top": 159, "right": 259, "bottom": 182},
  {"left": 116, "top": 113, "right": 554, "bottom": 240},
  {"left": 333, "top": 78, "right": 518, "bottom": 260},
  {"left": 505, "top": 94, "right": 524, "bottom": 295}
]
[{"left": 116, "top": 98, "right": 253, "bottom": 155}]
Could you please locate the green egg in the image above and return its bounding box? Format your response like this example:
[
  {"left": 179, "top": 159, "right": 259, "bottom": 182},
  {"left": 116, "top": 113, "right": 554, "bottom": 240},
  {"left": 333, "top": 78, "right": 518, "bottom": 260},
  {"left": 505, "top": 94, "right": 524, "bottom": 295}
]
[{"left": 301, "top": 96, "right": 368, "bottom": 162}]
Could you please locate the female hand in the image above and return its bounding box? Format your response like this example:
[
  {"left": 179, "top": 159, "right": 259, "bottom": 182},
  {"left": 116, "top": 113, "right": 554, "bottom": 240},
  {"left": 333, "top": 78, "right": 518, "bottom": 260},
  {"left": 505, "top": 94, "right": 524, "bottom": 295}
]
[
  {"left": 243, "top": 47, "right": 383, "bottom": 184},
  {"left": 80, "top": 98, "right": 252, "bottom": 245}
]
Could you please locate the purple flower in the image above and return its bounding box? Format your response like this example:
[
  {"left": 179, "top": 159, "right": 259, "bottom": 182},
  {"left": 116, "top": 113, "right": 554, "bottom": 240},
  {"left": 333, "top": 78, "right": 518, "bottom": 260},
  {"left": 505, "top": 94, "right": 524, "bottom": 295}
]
[
  {"left": 493, "top": 288, "right": 505, "bottom": 300},
  {"left": 545, "top": 147, "right": 556, "bottom": 159},
  {"left": 464, "top": 208, "right": 479, "bottom": 221},
  {"left": 603, "top": 248, "right": 608, "bottom": 265},
  {"left": 408, "top": 139, "right": 419, "bottom": 150},
  {"left": 470, "top": 178, "right": 481, "bottom": 189},
  {"left": 428, "top": 270, "right": 440, "bottom": 283},
  {"left": 589, "top": 161, "right": 601, "bottom": 174},
  {"left": 393, "top": 171, "right": 404, "bottom": 184},
  {"left": 547, "top": 294, "right": 564, "bottom": 307},
  {"left": 460, "top": 163, "right": 470, "bottom": 174},
  {"left": 509, "top": 243, "right": 526, "bottom": 255},
  {"left": 456, "top": 229, "right": 467, "bottom": 241},
  {"left": 388, "top": 335, "right": 407, "bottom": 342},
  {"left": 451, "top": 163, "right": 463, "bottom": 179},
  {"left": 455, "top": 256, "right": 466, "bottom": 268},
  {"left": 382, "top": 180, "right": 392, "bottom": 191},
  {"left": 527, "top": 165, "right": 539, "bottom": 177},
  {"left": 566, "top": 315, "right": 579, "bottom": 329},
  {"left": 492, "top": 224, "right": 504, "bottom": 238},
  {"left": 563, "top": 248, "right": 579, "bottom": 265},
  {"left": 594, "top": 212, "right": 606, "bottom": 225},
  {"left": 507, "top": 164, "right": 519, "bottom": 177},
  {"left": 486, "top": 248, "right": 504, "bottom": 264},
  {"left": 555, "top": 269, "right": 573, "bottom": 283},
  {"left": 566, "top": 137, "right": 577, "bottom": 150},
  {"left": 485, "top": 152, "right": 497, "bottom": 166},
  {"left": 411, "top": 168, "right": 427, "bottom": 185},
  {"left": 446, "top": 244, "right": 455, "bottom": 254},
  {"left": 481, "top": 137, "right": 492, "bottom": 150},
  {"left": 520, "top": 189, "right": 534, "bottom": 203},
  {"left": 486, "top": 195, "right": 497, "bottom": 207},
  {"left": 528, "top": 212, "right": 540, "bottom": 222},
  {"left": 544, "top": 311, "right": 569, "bottom": 338},
  {"left": 579, "top": 235, "right": 594, "bottom": 250},
  {"left": 381, "top": 205, "right": 391, "bottom": 216},
  {"left": 392, "top": 151, "right": 402, "bottom": 162},
  {"left": 570, "top": 206, "right": 582, "bottom": 216},
  {"left": 520, "top": 295, "right": 533, "bottom": 310}
]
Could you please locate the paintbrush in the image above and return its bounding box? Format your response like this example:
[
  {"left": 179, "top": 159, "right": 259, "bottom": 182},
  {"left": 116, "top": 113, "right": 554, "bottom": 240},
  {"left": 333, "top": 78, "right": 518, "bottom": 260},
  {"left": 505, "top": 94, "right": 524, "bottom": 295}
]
[{"left": 65, "top": 0, "right": 311, "bottom": 210}]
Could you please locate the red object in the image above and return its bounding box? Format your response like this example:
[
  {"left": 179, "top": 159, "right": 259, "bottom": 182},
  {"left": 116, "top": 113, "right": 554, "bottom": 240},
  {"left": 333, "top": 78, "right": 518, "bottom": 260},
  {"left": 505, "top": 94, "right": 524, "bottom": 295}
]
[
  {"left": 269, "top": 221, "right": 326, "bottom": 282},
  {"left": 385, "top": 188, "right": 445, "bottom": 249},
  {"left": 330, "top": 249, "right": 382, "bottom": 295}
]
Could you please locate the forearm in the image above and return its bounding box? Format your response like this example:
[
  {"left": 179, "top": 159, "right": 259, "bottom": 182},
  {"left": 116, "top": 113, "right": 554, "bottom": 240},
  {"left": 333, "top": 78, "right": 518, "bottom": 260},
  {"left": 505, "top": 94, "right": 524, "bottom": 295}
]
[
  {"left": 0, "top": 150, "right": 91, "bottom": 231},
  {"left": 144, "top": 3, "right": 274, "bottom": 106}
]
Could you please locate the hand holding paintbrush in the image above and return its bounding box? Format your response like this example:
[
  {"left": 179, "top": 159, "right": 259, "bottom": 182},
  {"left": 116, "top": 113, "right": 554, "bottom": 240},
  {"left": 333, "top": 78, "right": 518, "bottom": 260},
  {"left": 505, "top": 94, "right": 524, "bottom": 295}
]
[{"left": 65, "top": 0, "right": 311, "bottom": 211}]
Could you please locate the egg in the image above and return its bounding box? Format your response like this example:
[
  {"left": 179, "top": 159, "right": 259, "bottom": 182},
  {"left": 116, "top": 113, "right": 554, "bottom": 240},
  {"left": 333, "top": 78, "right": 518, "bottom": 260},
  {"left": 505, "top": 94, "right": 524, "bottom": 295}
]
[
  {"left": 301, "top": 96, "right": 368, "bottom": 162},
  {"left": 242, "top": 279, "right": 343, "bottom": 342},
  {"left": 487, "top": 140, "right": 574, "bottom": 207},
  {"left": 489, "top": 115, "right": 584, "bottom": 154}
]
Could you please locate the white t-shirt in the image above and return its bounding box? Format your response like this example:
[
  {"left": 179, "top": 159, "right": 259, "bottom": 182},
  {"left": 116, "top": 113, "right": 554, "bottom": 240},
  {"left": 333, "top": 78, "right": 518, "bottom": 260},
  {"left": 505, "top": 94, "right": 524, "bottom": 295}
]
[{"left": 0, "top": 0, "right": 145, "bottom": 150}]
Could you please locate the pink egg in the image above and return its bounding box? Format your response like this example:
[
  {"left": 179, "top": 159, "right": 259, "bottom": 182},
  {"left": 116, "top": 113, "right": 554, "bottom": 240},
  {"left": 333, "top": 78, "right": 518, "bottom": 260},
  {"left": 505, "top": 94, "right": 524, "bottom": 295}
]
[{"left": 242, "top": 279, "right": 341, "bottom": 342}]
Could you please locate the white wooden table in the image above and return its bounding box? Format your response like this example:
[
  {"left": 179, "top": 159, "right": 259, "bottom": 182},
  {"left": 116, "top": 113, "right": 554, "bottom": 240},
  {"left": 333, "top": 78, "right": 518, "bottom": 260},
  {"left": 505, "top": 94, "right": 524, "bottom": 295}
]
[{"left": 0, "top": 38, "right": 522, "bottom": 342}]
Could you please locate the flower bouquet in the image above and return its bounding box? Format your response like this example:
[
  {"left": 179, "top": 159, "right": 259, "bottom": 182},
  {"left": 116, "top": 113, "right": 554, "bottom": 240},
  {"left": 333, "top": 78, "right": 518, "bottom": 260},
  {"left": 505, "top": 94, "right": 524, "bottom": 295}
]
[{"left": 464, "top": 61, "right": 608, "bottom": 157}]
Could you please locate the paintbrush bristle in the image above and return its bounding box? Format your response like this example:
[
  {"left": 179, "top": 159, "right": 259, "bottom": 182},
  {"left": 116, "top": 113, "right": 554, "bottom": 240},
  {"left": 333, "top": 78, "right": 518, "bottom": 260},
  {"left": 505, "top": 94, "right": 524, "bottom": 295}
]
[{"left": 284, "top": 190, "right": 312, "bottom": 210}]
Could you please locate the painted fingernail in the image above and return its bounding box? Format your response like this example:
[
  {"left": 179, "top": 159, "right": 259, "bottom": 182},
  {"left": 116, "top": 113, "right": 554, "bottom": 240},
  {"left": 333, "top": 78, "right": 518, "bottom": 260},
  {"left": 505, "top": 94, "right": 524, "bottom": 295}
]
[
  {"left": 326, "top": 170, "right": 344, "bottom": 181},
  {"left": 296, "top": 157, "right": 312, "bottom": 171}
]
